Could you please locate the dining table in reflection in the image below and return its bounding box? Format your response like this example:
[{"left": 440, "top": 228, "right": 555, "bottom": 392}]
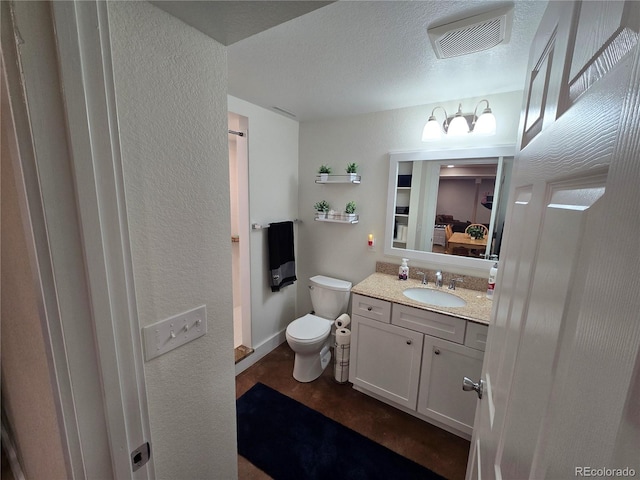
[{"left": 447, "top": 232, "right": 488, "bottom": 253}]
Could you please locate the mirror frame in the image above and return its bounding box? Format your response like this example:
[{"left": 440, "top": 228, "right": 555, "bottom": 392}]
[{"left": 385, "top": 145, "right": 516, "bottom": 275}]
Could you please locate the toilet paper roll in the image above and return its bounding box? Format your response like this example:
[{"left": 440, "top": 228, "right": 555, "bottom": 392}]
[
  {"left": 335, "top": 313, "right": 351, "bottom": 329},
  {"left": 334, "top": 345, "right": 350, "bottom": 361},
  {"left": 336, "top": 328, "right": 351, "bottom": 346}
]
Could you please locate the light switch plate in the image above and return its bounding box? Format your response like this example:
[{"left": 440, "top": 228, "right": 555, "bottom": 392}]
[{"left": 142, "top": 305, "right": 207, "bottom": 361}]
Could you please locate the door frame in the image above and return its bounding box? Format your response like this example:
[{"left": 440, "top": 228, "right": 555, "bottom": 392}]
[
  {"left": 4, "top": 1, "right": 154, "bottom": 478},
  {"left": 228, "top": 112, "right": 252, "bottom": 351},
  {"left": 52, "top": 2, "right": 154, "bottom": 477}
]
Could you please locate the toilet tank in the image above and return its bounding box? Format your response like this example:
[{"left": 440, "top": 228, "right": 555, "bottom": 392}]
[{"left": 309, "top": 275, "right": 352, "bottom": 320}]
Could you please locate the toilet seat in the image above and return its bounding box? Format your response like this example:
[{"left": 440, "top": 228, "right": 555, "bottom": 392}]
[{"left": 286, "top": 314, "right": 332, "bottom": 344}]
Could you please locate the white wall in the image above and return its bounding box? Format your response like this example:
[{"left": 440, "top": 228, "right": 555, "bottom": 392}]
[
  {"left": 227, "top": 96, "right": 300, "bottom": 353},
  {"left": 437, "top": 178, "right": 495, "bottom": 225},
  {"left": 298, "top": 92, "right": 522, "bottom": 313},
  {"left": 108, "top": 3, "right": 237, "bottom": 478}
]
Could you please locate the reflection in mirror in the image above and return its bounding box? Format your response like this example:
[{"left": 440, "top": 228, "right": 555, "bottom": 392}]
[{"left": 386, "top": 147, "right": 515, "bottom": 271}]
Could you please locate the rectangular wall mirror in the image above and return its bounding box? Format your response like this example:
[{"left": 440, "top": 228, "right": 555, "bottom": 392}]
[{"left": 385, "top": 146, "right": 515, "bottom": 273}]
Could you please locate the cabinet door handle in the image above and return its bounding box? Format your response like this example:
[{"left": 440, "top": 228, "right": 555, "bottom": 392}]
[
  {"left": 434, "top": 349, "right": 440, "bottom": 355},
  {"left": 367, "top": 306, "right": 372, "bottom": 311},
  {"left": 406, "top": 339, "right": 412, "bottom": 345}
]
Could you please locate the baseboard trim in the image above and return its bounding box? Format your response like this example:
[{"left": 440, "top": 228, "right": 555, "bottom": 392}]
[
  {"left": 352, "top": 384, "right": 471, "bottom": 440},
  {"left": 235, "top": 329, "right": 286, "bottom": 375}
]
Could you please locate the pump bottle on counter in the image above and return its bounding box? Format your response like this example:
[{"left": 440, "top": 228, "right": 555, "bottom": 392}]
[
  {"left": 399, "top": 258, "right": 409, "bottom": 280},
  {"left": 486, "top": 261, "right": 498, "bottom": 299}
]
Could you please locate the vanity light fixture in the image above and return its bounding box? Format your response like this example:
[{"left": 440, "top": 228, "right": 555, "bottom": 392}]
[{"left": 421, "top": 99, "right": 497, "bottom": 141}]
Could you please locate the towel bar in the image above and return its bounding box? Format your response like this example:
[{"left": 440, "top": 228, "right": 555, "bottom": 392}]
[{"left": 251, "top": 219, "right": 302, "bottom": 230}]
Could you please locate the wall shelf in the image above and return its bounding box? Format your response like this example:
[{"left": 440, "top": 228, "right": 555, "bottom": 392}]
[
  {"left": 315, "top": 174, "right": 361, "bottom": 184},
  {"left": 314, "top": 213, "right": 359, "bottom": 224}
]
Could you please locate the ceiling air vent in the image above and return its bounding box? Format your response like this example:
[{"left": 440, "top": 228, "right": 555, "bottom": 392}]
[{"left": 428, "top": 5, "right": 513, "bottom": 59}]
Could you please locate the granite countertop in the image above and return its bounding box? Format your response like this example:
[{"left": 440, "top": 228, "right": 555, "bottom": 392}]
[{"left": 351, "top": 272, "right": 492, "bottom": 325}]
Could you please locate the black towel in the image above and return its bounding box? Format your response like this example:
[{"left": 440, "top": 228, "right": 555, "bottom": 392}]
[{"left": 267, "top": 221, "right": 297, "bottom": 292}]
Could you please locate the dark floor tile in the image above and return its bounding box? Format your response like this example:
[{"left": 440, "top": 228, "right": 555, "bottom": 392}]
[{"left": 236, "top": 343, "right": 470, "bottom": 480}]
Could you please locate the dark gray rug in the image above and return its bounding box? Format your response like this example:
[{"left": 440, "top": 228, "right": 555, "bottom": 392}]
[{"left": 236, "top": 382, "right": 445, "bottom": 480}]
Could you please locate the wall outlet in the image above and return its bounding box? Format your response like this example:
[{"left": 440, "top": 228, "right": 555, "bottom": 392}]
[{"left": 142, "top": 305, "right": 207, "bottom": 361}]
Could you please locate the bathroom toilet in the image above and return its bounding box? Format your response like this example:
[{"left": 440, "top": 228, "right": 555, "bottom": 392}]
[{"left": 285, "top": 275, "right": 352, "bottom": 382}]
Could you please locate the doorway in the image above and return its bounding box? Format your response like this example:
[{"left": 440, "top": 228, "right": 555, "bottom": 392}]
[{"left": 228, "top": 112, "right": 253, "bottom": 362}]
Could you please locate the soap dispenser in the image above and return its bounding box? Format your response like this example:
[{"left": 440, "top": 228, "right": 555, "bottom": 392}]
[
  {"left": 486, "top": 260, "right": 498, "bottom": 299},
  {"left": 399, "top": 258, "right": 409, "bottom": 280}
]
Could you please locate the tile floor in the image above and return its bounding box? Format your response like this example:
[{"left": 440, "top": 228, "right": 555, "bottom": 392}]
[{"left": 236, "top": 343, "right": 470, "bottom": 480}]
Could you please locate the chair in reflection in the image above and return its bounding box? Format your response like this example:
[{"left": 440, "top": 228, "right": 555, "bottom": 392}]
[
  {"left": 445, "top": 224, "right": 467, "bottom": 256},
  {"left": 444, "top": 224, "right": 452, "bottom": 253},
  {"left": 464, "top": 224, "right": 489, "bottom": 237},
  {"left": 464, "top": 224, "right": 489, "bottom": 257}
]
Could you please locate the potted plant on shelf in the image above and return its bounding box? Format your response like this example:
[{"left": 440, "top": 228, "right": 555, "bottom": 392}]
[
  {"left": 314, "top": 200, "right": 330, "bottom": 219},
  {"left": 346, "top": 162, "right": 358, "bottom": 181},
  {"left": 318, "top": 165, "right": 332, "bottom": 182},
  {"left": 345, "top": 201, "right": 357, "bottom": 221}
]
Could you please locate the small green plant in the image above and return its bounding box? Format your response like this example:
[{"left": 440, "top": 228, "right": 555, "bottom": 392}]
[
  {"left": 467, "top": 225, "right": 485, "bottom": 239},
  {"left": 318, "top": 165, "right": 332, "bottom": 174},
  {"left": 314, "top": 200, "right": 330, "bottom": 213},
  {"left": 346, "top": 163, "right": 358, "bottom": 174},
  {"left": 345, "top": 201, "right": 357, "bottom": 214}
]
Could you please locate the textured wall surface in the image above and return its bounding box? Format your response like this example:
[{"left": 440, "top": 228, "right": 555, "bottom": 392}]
[
  {"left": 108, "top": 3, "right": 237, "bottom": 478},
  {"left": 297, "top": 91, "right": 522, "bottom": 314},
  {"left": 227, "top": 96, "right": 300, "bottom": 347}
]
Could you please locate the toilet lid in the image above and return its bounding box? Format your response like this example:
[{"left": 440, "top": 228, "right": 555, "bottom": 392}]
[{"left": 287, "top": 314, "right": 331, "bottom": 340}]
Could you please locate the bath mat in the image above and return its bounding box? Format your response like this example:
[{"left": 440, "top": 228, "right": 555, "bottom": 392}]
[{"left": 236, "top": 382, "right": 445, "bottom": 480}]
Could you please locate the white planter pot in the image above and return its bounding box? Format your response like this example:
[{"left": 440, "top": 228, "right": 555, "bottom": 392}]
[{"left": 319, "top": 173, "right": 329, "bottom": 182}]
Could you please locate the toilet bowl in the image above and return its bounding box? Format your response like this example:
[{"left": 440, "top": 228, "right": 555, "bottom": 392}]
[
  {"left": 285, "top": 314, "right": 333, "bottom": 382},
  {"left": 285, "top": 275, "right": 352, "bottom": 382}
]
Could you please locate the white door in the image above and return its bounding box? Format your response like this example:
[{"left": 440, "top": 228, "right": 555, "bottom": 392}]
[{"left": 467, "top": 2, "right": 640, "bottom": 479}]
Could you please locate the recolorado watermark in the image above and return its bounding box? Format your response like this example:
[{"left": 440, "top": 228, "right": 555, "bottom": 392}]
[{"left": 575, "top": 467, "right": 636, "bottom": 477}]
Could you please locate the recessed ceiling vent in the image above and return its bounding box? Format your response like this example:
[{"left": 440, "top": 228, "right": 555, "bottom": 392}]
[{"left": 428, "top": 5, "right": 513, "bottom": 59}]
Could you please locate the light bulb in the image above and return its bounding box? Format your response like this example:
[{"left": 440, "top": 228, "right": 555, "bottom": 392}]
[
  {"left": 421, "top": 116, "right": 442, "bottom": 141},
  {"left": 447, "top": 116, "right": 469, "bottom": 136},
  {"left": 473, "top": 110, "right": 496, "bottom": 136}
]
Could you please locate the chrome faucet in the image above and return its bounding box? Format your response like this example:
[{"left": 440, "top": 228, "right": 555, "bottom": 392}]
[
  {"left": 435, "top": 270, "right": 443, "bottom": 288},
  {"left": 417, "top": 271, "right": 427, "bottom": 285},
  {"left": 449, "top": 277, "right": 464, "bottom": 290}
]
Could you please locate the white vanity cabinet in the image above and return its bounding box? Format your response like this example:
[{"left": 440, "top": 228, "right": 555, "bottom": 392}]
[{"left": 349, "top": 293, "right": 488, "bottom": 439}]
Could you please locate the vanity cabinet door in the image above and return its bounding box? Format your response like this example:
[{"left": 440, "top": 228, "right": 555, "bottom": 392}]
[
  {"left": 349, "top": 314, "right": 423, "bottom": 410},
  {"left": 417, "top": 336, "right": 484, "bottom": 438}
]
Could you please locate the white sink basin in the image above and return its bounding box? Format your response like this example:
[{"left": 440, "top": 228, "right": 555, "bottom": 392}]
[{"left": 403, "top": 288, "right": 467, "bottom": 308}]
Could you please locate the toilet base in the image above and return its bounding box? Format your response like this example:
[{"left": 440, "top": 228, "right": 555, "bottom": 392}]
[{"left": 292, "top": 344, "right": 332, "bottom": 382}]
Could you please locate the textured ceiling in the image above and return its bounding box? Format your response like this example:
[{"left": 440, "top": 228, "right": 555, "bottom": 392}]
[
  {"left": 151, "top": 1, "right": 333, "bottom": 45},
  {"left": 157, "top": 1, "right": 549, "bottom": 122}
]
